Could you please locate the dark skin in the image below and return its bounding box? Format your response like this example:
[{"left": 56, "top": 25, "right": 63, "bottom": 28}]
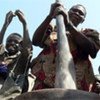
[
  {"left": 0, "top": 11, "right": 15, "bottom": 44},
  {"left": 0, "top": 10, "right": 32, "bottom": 55},
  {"left": 32, "top": 3, "right": 99, "bottom": 58},
  {"left": 14, "top": 10, "right": 32, "bottom": 75},
  {"left": 58, "top": 6, "right": 100, "bottom": 93},
  {"left": 32, "top": 3, "right": 100, "bottom": 93},
  {"left": 0, "top": 11, "right": 16, "bottom": 87},
  {"left": 0, "top": 10, "right": 32, "bottom": 75},
  {"left": 57, "top": 5, "right": 99, "bottom": 58},
  {"left": 0, "top": 11, "right": 15, "bottom": 66},
  {"left": 32, "top": 3, "right": 61, "bottom": 46},
  {"left": 0, "top": 11, "right": 32, "bottom": 94},
  {"left": 15, "top": 10, "right": 32, "bottom": 49},
  {"left": 5, "top": 34, "right": 22, "bottom": 55}
]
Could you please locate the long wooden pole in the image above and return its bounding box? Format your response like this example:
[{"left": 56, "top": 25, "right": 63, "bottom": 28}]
[{"left": 55, "top": 0, "right": 76, "bottom": 89}]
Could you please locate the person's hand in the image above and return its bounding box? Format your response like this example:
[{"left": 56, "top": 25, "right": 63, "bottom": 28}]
[
  {"left": 15, "top": 10, "right": 26, "bottom": 24},
  {"left": 54, "top": 6, "right": 69, "bottom": 24},
  {"left": 5, "top": 11, "right": 15, "bottom": 26},
  {"left": 49, "top": 2, "right": 62, "bottom": 18}
]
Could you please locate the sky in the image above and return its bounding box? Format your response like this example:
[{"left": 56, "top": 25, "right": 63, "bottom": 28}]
[{"left": 0, "top": 0, "right": 100, "bottom": 74}]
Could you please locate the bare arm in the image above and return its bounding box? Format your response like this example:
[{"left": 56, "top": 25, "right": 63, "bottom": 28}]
[
  {"left": 67, "top": 23, "right": 99, "bottom": 58},
  {"left": 32, "top": 3, "right": 61, "bottom": 47},
  {"left": 14, "top": 10, "right": 32, "bottom": 75},
  {"left": 0, "top": 11, "right": 14, "bottom": 44},
  {"left": 15, "top": 10, "right": 32, "bottom": 50},
  {"left": 32, "top": 15, "right": 52, "bottom": 47},
  {"left": 55, "top": 6, "right": 99, "bottom": 58}
]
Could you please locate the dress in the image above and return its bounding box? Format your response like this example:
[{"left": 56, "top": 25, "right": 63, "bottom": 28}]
[{"left": 31, "top": 29, "right": 100, "bottom": 92}]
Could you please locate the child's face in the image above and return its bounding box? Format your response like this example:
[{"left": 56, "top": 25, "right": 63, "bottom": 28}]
[{"left": 6, "top": 35, "right": 21, "bottom": 55}]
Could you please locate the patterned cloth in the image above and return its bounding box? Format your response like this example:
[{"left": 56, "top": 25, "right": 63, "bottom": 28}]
[{"left": 31, "top": 29, "right": 100, "bottom": 92}]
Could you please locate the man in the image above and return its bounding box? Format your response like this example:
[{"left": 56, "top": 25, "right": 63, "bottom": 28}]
[{"left": 31, "top": 3, "right": 100, "bottom": 93}]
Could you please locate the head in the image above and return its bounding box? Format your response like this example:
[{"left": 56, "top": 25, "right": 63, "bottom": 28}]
[
  {"left": 68, "top": 4, "right": 86, "bottom": 26},
  {"left": 6, "top": 33, "right": 22, "bottom": 55}
]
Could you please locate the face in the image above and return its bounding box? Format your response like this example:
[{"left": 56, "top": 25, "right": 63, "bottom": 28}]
[
  {"left": 44, "top": 25, "right": 57, "bottom": 46},
  {"left": 6, "top": 35, "right": 22, "bottom": 55},
  {"left": 69, "top": 5, "right": 86, "bottom": 26}
]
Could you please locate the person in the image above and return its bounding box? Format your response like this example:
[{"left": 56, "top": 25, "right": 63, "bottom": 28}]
[
  {"left": 31, "top": 2, "right": 100, "bottom": 93},
  {"left": 0, "top": 10, "right": 33, "bottom": 99}
]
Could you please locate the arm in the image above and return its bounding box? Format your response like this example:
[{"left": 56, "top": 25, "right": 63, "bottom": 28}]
[
  {"left": 66, "top": 23, "right": 99, "bottom": 58},
  {"left": 14, "top": 10, "right": 32, "bottom": 75},
  {"left": 55, "top": 6, "right": 99, "bottom": 58},
  {"left": 32, "top": 3, "right": 61, "bottom": 47},
  {"left": 0, "top": 11, "right": 14, "bottom": 44},
  {"left": 32, "top": 15, "right": 52, "bottom": 47},
  {"left": 15, "top": 10, "right": 32, "bottom": 50}
]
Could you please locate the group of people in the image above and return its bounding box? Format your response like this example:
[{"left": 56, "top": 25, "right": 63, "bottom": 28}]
[{"left": 0, "top": 2, "right": 100, "bottom": 99}]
